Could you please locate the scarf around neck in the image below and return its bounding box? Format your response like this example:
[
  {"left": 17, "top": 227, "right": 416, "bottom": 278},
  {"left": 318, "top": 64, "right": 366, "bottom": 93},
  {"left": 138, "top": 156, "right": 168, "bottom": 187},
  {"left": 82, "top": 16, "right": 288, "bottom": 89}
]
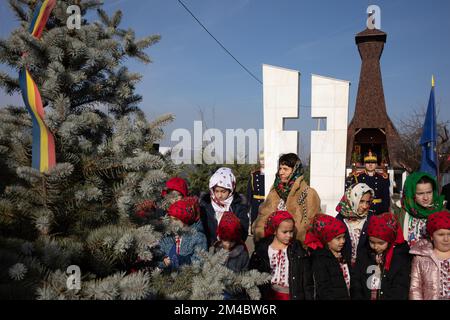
[{"left": 273, "top": 160, "right": 304, "bottom": 201}]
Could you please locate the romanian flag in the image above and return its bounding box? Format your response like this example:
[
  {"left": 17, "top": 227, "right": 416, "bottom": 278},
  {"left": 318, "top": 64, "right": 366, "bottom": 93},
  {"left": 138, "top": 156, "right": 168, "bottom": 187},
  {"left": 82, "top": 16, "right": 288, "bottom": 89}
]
[
  {"left": 29, "top": 0, "right": 56, "bottom": 38},
  {"left": 19, "top": 69, "right": 56, "bottom": 172},
  {"left": 20, "top": 0, "right": 56, "bottom": 172}
]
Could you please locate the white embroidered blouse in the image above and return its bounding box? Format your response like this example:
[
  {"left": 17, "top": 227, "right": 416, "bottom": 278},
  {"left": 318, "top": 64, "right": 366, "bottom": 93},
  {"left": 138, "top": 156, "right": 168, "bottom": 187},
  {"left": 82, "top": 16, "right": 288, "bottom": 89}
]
[{"left": 268, "top": 246, "right": 289, "bottom": 288}]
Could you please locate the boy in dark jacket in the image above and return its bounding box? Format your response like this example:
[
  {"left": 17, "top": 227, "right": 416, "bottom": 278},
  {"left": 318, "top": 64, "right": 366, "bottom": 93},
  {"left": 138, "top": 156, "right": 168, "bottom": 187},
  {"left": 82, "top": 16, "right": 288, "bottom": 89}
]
[
  {"left": 249, "top": 211, "right": 314, "bottom": 300},
  {"left": 305, "top": 213, "right": 351, "bottom": 300},
  {"left": 200, "top": 167, "right": 249, "bottom": 247},
  {"left": 351, "top": 213, "right": 411, "bottom": 300}
]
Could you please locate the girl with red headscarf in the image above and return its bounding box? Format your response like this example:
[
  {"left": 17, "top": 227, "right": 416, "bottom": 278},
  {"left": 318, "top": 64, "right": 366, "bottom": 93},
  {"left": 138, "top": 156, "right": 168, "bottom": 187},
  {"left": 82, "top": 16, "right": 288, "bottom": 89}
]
[
  {"left": 214, "top": 211, "right": 250, "bottom": 300},
  {"left": 351, "top": 212, "right": 411, "bottom": 300},
  {"left": 249, "top": 211, "right": 314, "bottom": 300},
  {"left": 213, "top": 211, "right": 249, "bottom": 273},
  {"left": 158, "top": 197, "right": 207, "bottom": 271},
  {"left": 410, "top": 210, "right": 450, "bottom": 300},
  {"left": 160, "top": 177, "right": 188, "bottom": 210},
  {"left": 305, "top": 213, "right": 350, "bottom": 300}
]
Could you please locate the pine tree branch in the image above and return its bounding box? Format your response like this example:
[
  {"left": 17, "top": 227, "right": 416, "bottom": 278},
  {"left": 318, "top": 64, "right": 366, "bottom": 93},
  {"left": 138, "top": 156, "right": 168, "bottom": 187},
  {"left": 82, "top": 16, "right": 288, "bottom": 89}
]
[
  {"left": 96, "top": 8, "right": 111, "bottom": 27},
  {"left": 8, "top": 0, "right": 29, "bottom": 22},
  {"left": 111, "top": 10, "right": 122, "bottom": 29},
  {"left": 0, "top": 72, "right": 20, "bottom": 94}
]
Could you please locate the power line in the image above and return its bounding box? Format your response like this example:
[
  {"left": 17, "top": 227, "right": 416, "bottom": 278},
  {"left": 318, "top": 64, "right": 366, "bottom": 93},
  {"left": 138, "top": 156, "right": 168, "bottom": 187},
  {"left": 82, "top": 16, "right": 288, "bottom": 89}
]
[{"left": 176, "top": 0, "right": 262, "bottom": 85}]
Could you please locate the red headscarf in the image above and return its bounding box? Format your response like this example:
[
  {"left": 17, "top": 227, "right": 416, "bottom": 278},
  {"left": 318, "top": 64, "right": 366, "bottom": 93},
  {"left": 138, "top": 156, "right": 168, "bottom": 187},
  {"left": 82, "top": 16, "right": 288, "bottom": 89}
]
[
  {"left": 426, "top": 210, "right": 450, "bottom": 236},
  {"left": 367, "top": 212, "right": 405, "bottom": 271},
  {"left": 305, "top": 213, "right": 347, "bottom": 250},
  {"left": 264, "top": 211, "right": 294, "bottom": 238},
  {"left": 161, "top": 177, "right": 188, "bottom": 198},
  {"left": 167, "top": 196, "right": 200, "bottom": 225},
  {"left": 217, "top": 212, "right": 242, "bottom": 243}
]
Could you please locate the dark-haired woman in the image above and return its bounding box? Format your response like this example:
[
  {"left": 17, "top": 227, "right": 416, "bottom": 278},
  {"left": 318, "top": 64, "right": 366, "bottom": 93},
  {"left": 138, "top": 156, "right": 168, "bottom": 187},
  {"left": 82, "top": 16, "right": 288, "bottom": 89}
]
[{"left": 252, "top": 153, "right": 321, "bottom": 247}]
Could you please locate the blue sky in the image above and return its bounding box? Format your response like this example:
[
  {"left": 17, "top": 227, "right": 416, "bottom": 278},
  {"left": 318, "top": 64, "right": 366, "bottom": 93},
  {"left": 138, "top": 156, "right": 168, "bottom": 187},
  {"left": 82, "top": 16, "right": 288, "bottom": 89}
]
[{"left": 1, "top": 0, "right": 450, "bottom": 160}]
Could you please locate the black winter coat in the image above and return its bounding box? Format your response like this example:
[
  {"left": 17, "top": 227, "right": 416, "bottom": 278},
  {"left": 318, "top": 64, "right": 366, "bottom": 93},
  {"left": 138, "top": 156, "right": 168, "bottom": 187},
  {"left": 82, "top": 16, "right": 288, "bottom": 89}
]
[
  {"left": 200, "top": 193, "right": 249, "bottom": 247},
  {"left": 442, "top": 183, "right": 450, "bottom": 210},
  {"left": 350, "top": 241, "right": 411, "bottom": 300},
  {"left": 335, "top": 212, "right": 373, "bottom": 267},
  {"left": 249, "top": 236, "right": 314, "bottom": 300},
  {"left": 310, "top": 248, "right": 351, "bottom": 300}
]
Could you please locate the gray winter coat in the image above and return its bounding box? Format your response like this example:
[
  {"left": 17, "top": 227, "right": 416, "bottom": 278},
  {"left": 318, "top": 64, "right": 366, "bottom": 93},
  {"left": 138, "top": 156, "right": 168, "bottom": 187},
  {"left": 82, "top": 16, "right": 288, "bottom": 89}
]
[{"left": 214, "top": 242, "right": 249, "bottom": 272}]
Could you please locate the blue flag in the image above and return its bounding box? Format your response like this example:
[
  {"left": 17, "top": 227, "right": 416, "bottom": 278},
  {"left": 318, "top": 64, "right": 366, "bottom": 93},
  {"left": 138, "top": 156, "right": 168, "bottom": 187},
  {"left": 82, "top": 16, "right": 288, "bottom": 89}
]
[{"left": 419, "top": 77, "right": 438, "bottom": 178}]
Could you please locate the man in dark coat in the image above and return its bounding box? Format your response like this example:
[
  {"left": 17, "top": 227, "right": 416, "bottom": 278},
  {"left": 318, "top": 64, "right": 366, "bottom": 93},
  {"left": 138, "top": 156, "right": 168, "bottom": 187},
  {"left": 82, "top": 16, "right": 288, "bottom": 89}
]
[
  {"left": 346, "top": 151, "right": 390, "bottom": 215},
  {"left": 247, "top": 152, "right": 265, "bottom": 231}
]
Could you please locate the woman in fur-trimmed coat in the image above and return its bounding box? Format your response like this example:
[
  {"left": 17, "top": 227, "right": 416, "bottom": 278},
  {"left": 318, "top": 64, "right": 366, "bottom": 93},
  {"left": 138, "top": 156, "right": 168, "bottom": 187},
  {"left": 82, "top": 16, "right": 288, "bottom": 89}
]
[{"left": 252, "top": 153, "right": 321, "bottom": 246}]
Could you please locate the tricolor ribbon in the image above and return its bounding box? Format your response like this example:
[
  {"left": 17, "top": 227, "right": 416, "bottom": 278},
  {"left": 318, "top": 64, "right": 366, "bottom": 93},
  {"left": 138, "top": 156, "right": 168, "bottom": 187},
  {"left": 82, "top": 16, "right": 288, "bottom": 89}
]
[{"left": 19, "top": 0, "right": 57, "bottom": 172}]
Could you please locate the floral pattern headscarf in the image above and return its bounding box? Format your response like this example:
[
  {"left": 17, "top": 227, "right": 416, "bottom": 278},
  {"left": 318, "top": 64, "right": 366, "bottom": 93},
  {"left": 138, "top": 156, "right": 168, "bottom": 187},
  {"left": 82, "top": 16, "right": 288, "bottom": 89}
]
[
  {"left": 336, "top": 183, "right": 375, "bottom": 220},
  {"left": 264, "top": 210, "right": 295, "bottom": 238},
  {"left": 402, "top": 172, "right": 444, "bottom": 219},
  {"left": 273, "top": 159, "right": 304, "bottom": 201},
  {"left": 217, "top": 211, "right": 242, "bottom": 243},
  {"left": 304, "top": 213, "right": 347, "bottom": 250},
  {"left": 167, "top": 197, "right": 200, "bottom": 226},
  {"left": 426, "top": 210, "right": 450, "bottom": 236},
  {"left": 367, "top": 213, "right": 405, "bottom": 271}
]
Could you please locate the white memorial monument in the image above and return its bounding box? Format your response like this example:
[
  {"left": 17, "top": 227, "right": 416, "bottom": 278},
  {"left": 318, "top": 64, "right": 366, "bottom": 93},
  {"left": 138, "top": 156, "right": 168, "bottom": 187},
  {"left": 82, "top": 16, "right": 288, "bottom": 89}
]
[
  {"left": 262, "top": 65, "right": 349, "bottom": 216},
  {"left": 310, "top": 74, "right": 350, "bottom": 216},
  {"left": 262, "top": 64, "right": 300, "bottom": 197}
]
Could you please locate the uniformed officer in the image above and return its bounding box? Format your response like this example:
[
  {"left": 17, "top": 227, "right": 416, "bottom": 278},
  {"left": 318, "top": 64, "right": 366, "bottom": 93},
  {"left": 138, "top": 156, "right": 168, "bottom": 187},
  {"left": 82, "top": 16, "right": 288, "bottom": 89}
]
[
  {"left": 345, "top": 151, "right": 390, "bottom": 215},
  {"left": 247, "top": 152, "right": 265, "bottom": 231}
]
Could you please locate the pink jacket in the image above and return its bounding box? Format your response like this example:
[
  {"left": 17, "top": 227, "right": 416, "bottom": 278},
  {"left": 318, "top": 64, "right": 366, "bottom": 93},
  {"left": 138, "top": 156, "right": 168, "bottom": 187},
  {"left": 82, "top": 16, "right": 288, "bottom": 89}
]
[{"left": 409, "top": 238, "right": 441, "bottom": 300}]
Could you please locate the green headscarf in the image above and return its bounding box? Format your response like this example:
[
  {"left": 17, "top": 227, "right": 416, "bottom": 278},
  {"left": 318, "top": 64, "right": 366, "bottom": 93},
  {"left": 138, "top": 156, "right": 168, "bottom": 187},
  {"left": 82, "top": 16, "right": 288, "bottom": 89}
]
[
  {"left": 402, "top": 171, "right": 444, "bottom": 219},
  {"left": 273, "top": 160, "right": 304, "bottom": 201}
]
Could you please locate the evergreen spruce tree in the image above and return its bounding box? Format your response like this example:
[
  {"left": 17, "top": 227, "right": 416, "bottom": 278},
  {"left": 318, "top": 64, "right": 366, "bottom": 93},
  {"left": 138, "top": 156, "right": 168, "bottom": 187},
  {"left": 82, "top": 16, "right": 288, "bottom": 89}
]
[
  {"left": 0, "top": 0, "right": 269, "bottom": 299},
  {"left": 184, "top": 151, "right": 258, "bottom": 197}
]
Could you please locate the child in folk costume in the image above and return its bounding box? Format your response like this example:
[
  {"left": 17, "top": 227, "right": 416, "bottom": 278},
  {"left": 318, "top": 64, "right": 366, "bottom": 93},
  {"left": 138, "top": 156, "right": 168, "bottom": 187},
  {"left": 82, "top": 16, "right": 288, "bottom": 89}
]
[
  {"left": 200, "top": 167, "right": 249, "bottom": 247},
  {"left": 351, "top": 213, "right": 411, "bottom": 300},
  {"left": 409, "top": 210, "right": 450, "bottom": 300},
  {"left": 253, "top": 153, "right": 320, "bottom": 246},
  {"left": 305, "top": 214, "right": 351, "bottom": 300},
  {"left": 399, "top": 172, "right": 445, "bottom": 247},
  {"left": 336, "top": 183, "right": 375, "bottom": 267},
  {"left": 158, "top": 197, "right": 207, "bottom": 271},
  {"left": 249, "top": 211, "right": 314, "bottom": 300},
  {"left": 213, "top": 211, "right": 249, "bottom": 273}
]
